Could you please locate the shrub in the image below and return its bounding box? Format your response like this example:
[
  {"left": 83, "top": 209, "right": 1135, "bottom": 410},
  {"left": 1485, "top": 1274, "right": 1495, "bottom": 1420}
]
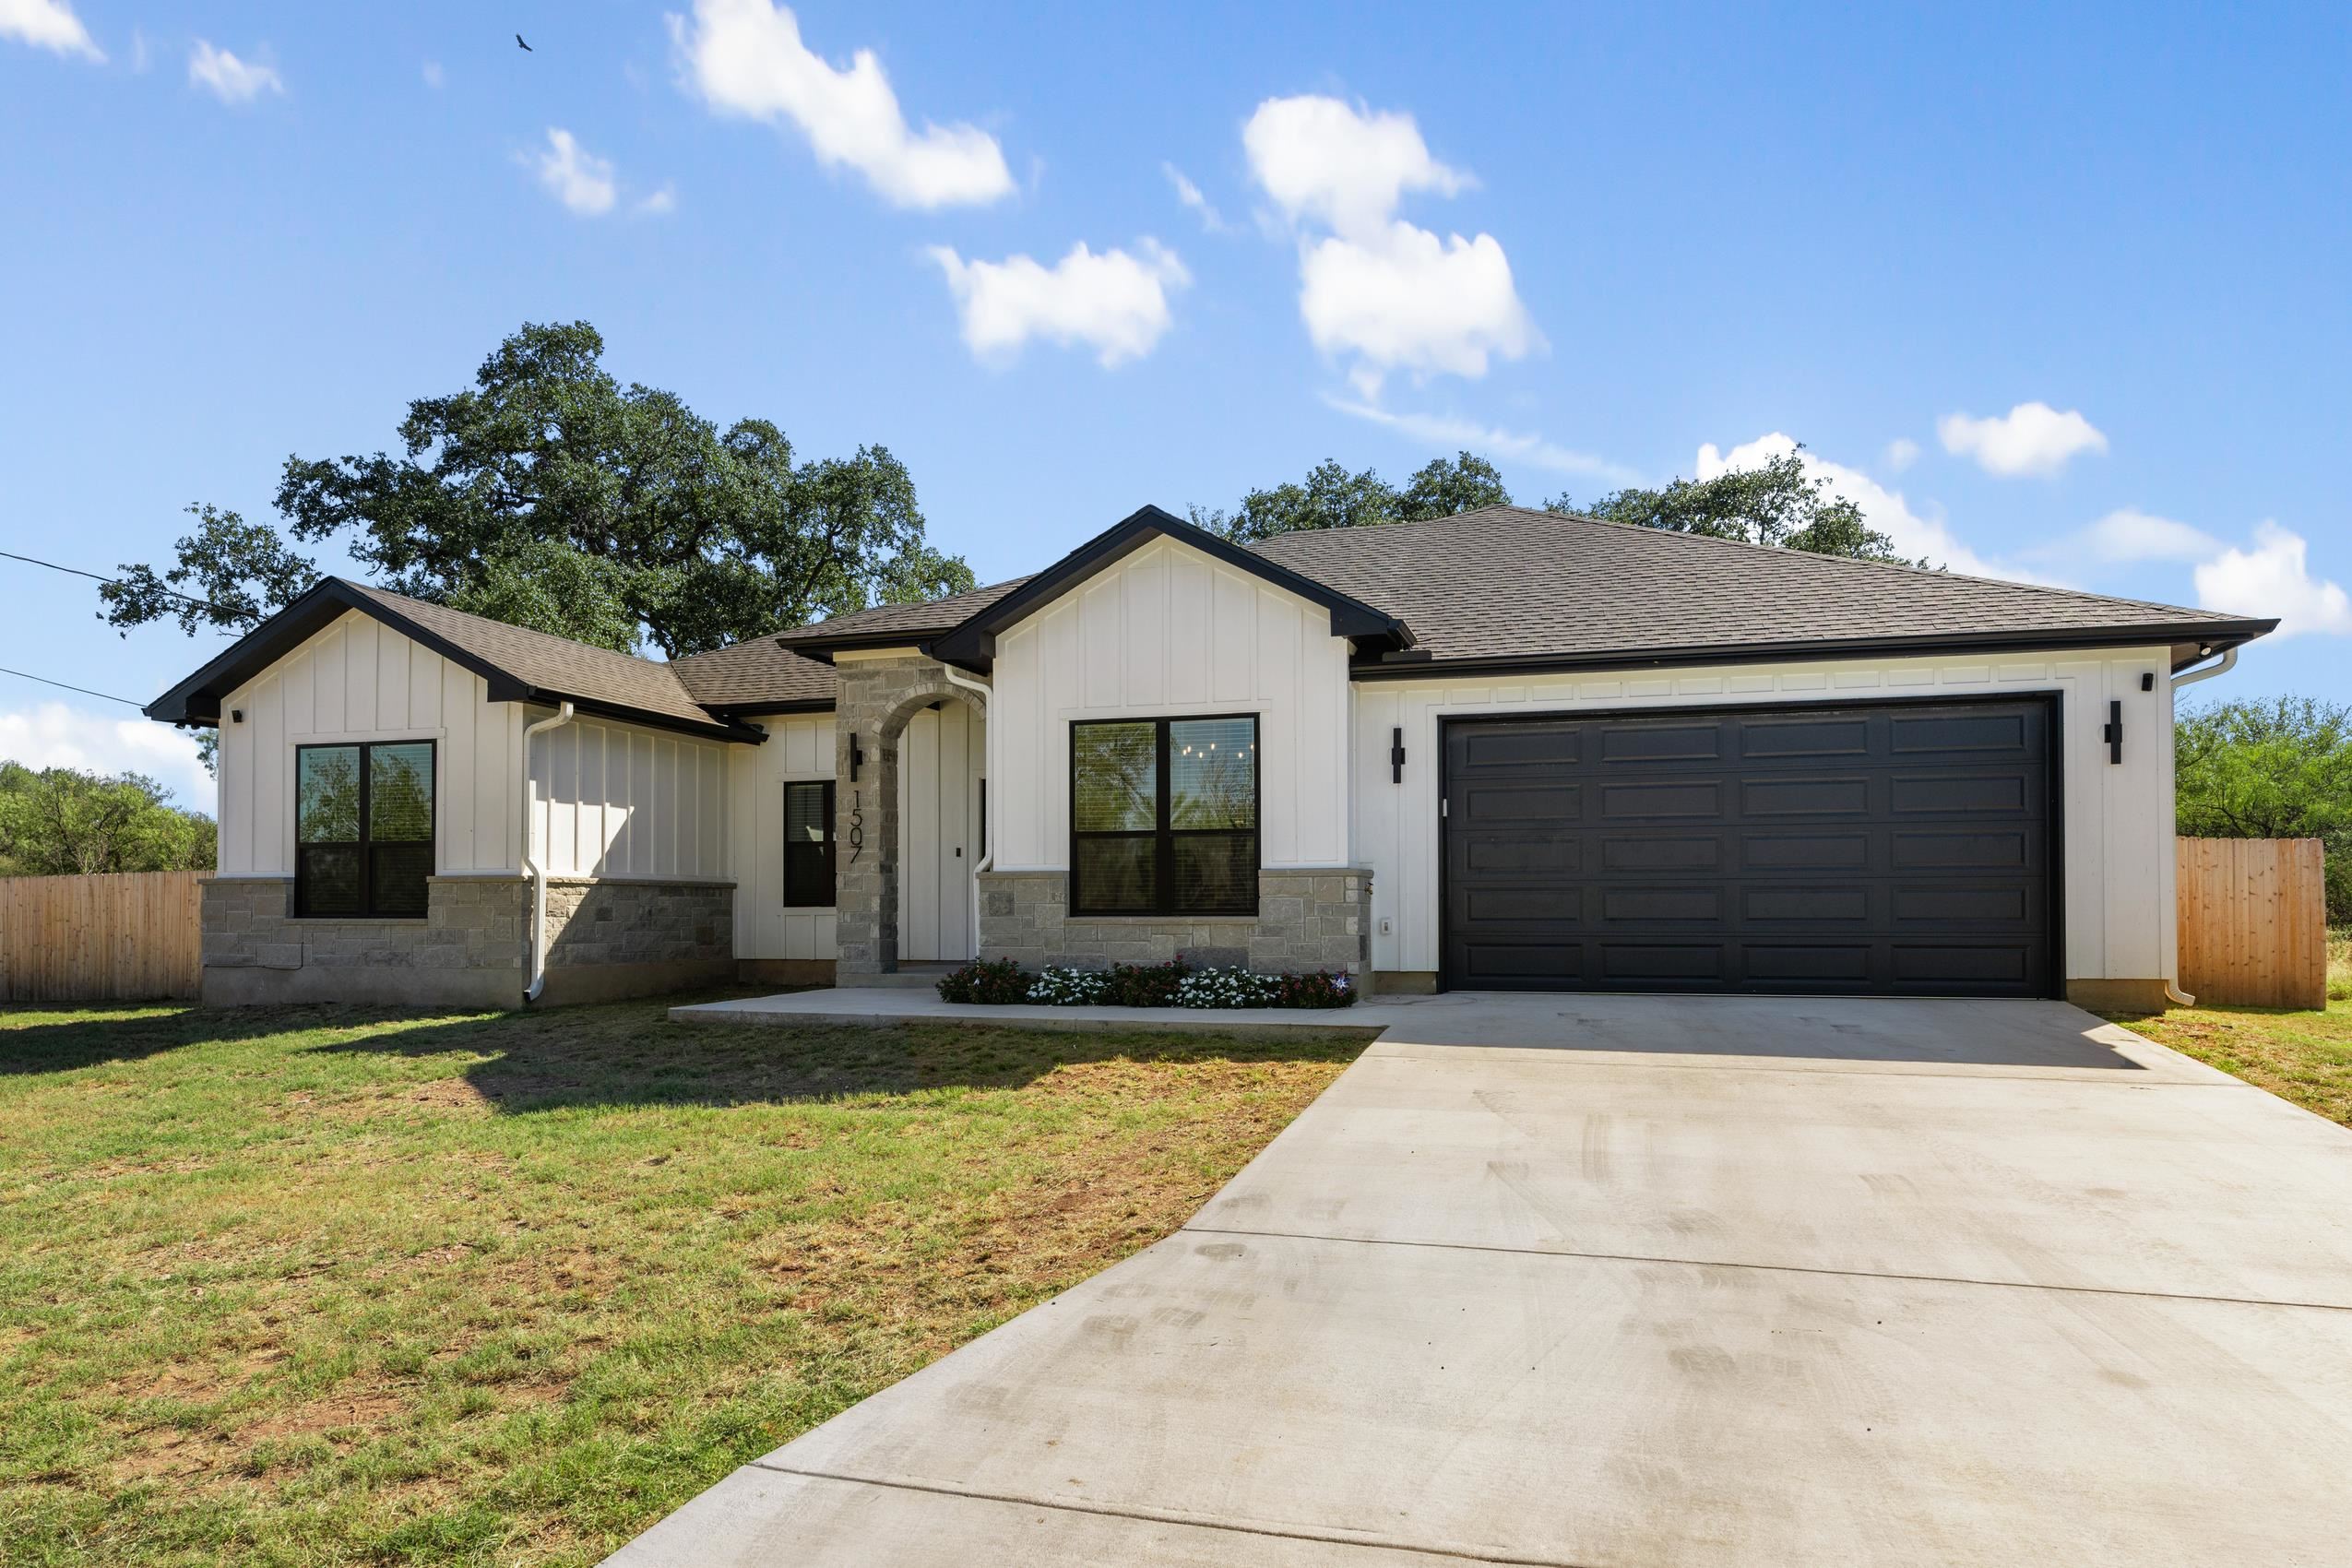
[
  {"left": 1269, "top": 969, "right": 1355, "bottom": 1009},
  {"left": 1028, "top": 966, "right": 1108, "bottom": 1004},
  {"left": 1176, "top": 967, "right": 1278, "bottom": 1009},
  {"left": 1097, "top": 956, "right": 1193, "bottom": 1007},
  {"left": 935, "top": 957, "right": 1031, "bottom": 1004}
]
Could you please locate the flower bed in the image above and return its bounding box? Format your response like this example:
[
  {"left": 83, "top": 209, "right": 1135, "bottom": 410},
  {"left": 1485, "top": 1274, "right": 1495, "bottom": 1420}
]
[{"left": 935, "top": 956, "right": 1355, "bottom": 1010}]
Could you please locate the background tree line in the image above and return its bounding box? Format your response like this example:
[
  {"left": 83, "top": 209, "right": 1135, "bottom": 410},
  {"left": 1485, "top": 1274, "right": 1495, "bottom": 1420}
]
[{"left": 0, "top": 766, "right": 216, "bottom": 877}]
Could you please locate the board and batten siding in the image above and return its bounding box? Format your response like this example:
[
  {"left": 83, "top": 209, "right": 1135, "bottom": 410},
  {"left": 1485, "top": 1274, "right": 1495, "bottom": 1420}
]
[
  {"left": 527, "top": 716, "right": 731, "bottom": 881},
  {"left": 1352, "top": 646, "right": 2182, "bottom": 984},
  {"left": 215, "top": 608, "right": 524, "bottom": 876},
  {"left": 727, "top": 714, "right": 837, "bottom": 962},
  {"left": 989, "top": 536, "right": 1353, "bottom": 871}
]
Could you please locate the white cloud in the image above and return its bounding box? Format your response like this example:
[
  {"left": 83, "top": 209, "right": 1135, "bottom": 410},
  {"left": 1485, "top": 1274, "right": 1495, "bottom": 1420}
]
[
  {"left": 1163, "top": 162, "right": 1232, "bottom": 233},
  {"left": 1696, "top": 432, "right": 2037, "bottom": 582},
  {"left": 1242, "top": 96, "right": 1468, "bottom": 235},
  {"left": 422, "top": 59, "right": 444, "bottom": 89},
  {"left": 1324, "top": 397, "right": 1639, "bottom": 484},
  {"left": 636, "top": 183, "right": 679, "bottom": 217},
  {"left": 2074, "top": 507, "right": 2222, "bottom": 564},
  {"left": 1937, "top": 401, "right": 2108, "bottom": 478},
  {"left": 0, "top": 0, "right": 101, "bottom": 60},
  {"left": 929, "top": 240, "right": 1189, "bottom": 367},
  {"left": 1884, "top": 436, "right": 1919, "bottom": 472},
  {"left": 2193, "top": 522, "right": 2351, "bottom": 637},
  {"left": 1244, "top": 94, "right": 1538, "bottom": 396},
  {"left": 530, "top": 128, "right": 619, "bottom": 217},
  {"left": 0, "top": 701, "right": 212, "bottom": 809},
  {"left": 669, "top": 0, "right": 1012, "bottom": 209},
  {"left": 188, "top": 40, "right": 282, "bottom": 104}
]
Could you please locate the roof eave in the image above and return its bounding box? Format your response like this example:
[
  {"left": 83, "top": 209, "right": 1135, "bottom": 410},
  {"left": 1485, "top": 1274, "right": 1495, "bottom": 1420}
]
[{"left": 1348, "top": 619, "right": 2281, "bottom": 683}]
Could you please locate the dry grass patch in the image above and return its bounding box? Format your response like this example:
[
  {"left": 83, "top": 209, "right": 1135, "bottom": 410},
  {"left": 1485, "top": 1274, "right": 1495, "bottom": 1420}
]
[{"left": 0, "top": 994, "right": 1358, "bottom": 1566}]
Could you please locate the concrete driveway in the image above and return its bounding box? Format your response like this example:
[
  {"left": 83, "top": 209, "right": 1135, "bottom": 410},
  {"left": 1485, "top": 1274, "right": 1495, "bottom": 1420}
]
[{"left": 611, "top": 995, "right": 2352, "bottom": 1565}]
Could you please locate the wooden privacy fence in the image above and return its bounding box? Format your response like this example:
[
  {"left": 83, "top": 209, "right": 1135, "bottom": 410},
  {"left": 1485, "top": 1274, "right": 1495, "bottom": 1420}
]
[
  {"left": 0, "top": 871, "right": 207, "bottom": 1003},
  {"left": 2177, "top": 837, "right": 2329, "bottom": 1010}
]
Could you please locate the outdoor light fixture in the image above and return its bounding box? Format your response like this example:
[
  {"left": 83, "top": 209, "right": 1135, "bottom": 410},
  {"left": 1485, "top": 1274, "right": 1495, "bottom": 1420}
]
[
  {"left": 1390, "top": 725, "right": 1406, "bottom": 783},
  {"left": 2104, "top": 700, "right": 2123, "bottom": 765},
  {"left": 849, "top": 735, "right": 865, "bottom": 781}
]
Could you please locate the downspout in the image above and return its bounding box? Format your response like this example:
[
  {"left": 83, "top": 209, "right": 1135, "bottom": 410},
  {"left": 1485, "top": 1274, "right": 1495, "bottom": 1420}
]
[
  {"left": 520, "top": 701, "right": 576, "bottom": 1004},
  {"left": 2160, "top": 647, "right": 2238, "bottom": 1006},
  {"left": 939, "top": 665, "right": 993, "bottom": 956}
]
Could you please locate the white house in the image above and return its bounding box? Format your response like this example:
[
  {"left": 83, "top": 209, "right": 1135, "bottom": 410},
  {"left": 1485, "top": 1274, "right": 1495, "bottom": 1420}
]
[{"left": 146, "top": 505, "right": 2275, "bottom": 1010}]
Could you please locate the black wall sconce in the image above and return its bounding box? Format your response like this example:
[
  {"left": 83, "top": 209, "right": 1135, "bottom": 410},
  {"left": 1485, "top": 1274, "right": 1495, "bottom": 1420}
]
[
  {"left": 849, "top": 734, "right": 866, "bottom": 781},
  {"left": 2103, "top": 700, "right": 2123, "bottom": 764},
  {"left": 1390, "top": 726, "right": 1407, "bottom": 784}
]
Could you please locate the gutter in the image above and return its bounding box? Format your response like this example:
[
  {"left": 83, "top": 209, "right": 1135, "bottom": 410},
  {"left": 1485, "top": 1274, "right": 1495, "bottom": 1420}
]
[
  {"left": 2160, "top": 646, "right": 2239, "bottom": 1007},
  {"left": 938, "top": 664, "right": 994, "bottom": 955},
  {"left": 520, "top": 702, "right": 576, "bottom": 1004}
]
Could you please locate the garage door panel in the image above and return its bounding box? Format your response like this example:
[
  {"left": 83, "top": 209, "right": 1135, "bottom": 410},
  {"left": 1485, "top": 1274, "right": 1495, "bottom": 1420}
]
[
  {"left": 1598, "top": 722, "right": 1723, "bottom": 763},
  {"left": 1603, "top": 834, "right": 1725, "bottom": 872},
  {"left": 1890, "top": 710, "right": 2030, "bottom": 754},
  {"left": 1443, "top": 699, "right": 2055, "bottom": 997},
  {"left": 1740, "top": 832, "right": 1872, "bottom": 871},
  {"left": 1600, "top": 885, "right": 1723, "bottom": 923},
  {"left": 1740, "top": 776, "right": 1871, "bottom": 816},
  {"left": 1599, "top": 780, "right": 1723, "bottom": 819},
  {"left": 1737, "top": 716, "right": 1872, "bottom": 759}
]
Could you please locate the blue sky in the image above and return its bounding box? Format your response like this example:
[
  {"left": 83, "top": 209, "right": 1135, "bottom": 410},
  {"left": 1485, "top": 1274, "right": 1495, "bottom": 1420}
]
[{"left": 3, "top": 0, "right": 2346, "bottom": 806}]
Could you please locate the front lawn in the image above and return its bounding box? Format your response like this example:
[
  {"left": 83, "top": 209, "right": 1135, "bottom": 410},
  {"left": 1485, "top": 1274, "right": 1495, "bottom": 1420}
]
[
  {"left": 2118, "top": 997, "right": 2352, "bottom": 1129},
  {"left": 0, "top": 996, "right": 1360, "bottom": 1566}
]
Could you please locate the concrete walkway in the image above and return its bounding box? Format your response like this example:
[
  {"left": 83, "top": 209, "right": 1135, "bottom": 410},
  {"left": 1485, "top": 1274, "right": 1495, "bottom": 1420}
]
[{"left": 614, "top": 993, "right": 2352, "bottom": 1565}]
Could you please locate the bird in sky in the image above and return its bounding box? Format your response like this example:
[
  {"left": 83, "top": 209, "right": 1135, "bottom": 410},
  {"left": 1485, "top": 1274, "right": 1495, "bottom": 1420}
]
[{"left": 516, "top": 34, "right": 532, "bottom": 53}]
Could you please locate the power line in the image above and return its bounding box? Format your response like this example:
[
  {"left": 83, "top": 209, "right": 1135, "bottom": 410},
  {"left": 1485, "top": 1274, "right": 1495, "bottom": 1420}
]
[
  {"left": 0, "top": 548, "right": 253, "bottom": 618},
  {"left": 0, "top": 665, "right": 143, "bottom": 707}
]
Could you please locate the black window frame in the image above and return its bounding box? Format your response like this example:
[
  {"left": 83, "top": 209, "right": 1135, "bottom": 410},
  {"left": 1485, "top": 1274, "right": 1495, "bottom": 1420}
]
[
  {"left": 293, "top": 739, "right": 437, "bottom": 920},
  {"left": 1069, "top": 714, "right": 1260, "bottom": 917},
  {"left": 781, "top": 778, "right": 837, "bottom": 909}
]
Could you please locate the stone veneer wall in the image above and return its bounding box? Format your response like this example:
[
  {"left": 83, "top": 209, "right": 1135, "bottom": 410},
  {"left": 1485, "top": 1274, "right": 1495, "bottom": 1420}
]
[
  {"left": 201, "top": 875, "right": 528, "bottom": 1007},
  {"left": 200, "top": 874, "right": 736, "bottom": 1007},
  {"left": 979, "top": 868, "right": 1372, "bottom": 976},
  {"left": 537, "top": 878, "right": 735, "bottom": 1004}
]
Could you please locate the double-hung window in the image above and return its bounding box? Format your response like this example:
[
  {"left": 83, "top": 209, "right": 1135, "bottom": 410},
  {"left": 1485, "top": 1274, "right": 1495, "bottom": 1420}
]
[
  {"left": 1070, "top": 716, "right": 1258, "bottom": 916},
  {"left": 295, "top": 742, "right": 435, "bottom": 918},
  {"left": 782, "top": 780, "right": 837, "bottom": 907}
]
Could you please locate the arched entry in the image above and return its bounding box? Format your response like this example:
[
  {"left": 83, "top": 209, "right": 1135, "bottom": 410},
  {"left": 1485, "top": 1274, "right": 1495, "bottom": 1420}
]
[{"left": 831, "top": 655, "right": 987, "bottom": 978}]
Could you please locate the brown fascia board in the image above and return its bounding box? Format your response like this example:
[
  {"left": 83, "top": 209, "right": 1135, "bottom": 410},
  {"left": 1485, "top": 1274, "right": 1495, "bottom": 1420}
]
[{"left": 1348, "top": 618, "right": 2281, "bottom": 682}]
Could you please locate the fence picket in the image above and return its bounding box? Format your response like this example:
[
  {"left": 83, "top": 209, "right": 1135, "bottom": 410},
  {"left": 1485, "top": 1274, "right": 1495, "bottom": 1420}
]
[
  {"left": 0, "top": 871, "right": 207, "bottom": 1003},
  {"left": 2175, "top": 837, "right": 2327, "bottom": 1010}
]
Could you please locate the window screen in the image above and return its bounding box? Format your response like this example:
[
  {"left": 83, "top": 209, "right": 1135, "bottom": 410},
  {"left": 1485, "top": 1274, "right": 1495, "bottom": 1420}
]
[
  {"left": 296, "top": 742, "right": 434, "bottom": 918},
  {"left": 1071, "top": 716, "right": 1257, "bottom": 916},
  {"left": 783, "top": 779, "right": 836, "bottom": 908}
]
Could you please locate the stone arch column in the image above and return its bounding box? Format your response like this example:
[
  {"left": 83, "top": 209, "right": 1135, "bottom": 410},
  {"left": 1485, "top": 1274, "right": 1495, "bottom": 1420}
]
[{"left": 832, "top": 653, "right": 984, "bottom": 979}]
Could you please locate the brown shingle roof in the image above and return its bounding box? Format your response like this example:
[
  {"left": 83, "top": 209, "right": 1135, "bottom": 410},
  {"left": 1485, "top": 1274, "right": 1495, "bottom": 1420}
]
[
  {"left": 669, "top": 637, "right": 837, "bottom": 712},
  {"left": 771, "top": 578, "right": 1030, "bottom": 647},
  {"left": 346, "top": 585, "right": 742, "bottom": 734},
  {"left": 1250, "top": 507, "right": 2270, "bottom": 670}
]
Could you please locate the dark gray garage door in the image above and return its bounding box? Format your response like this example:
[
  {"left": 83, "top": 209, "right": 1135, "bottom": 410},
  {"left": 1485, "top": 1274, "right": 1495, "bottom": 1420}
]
[{"left": 1441, "top": 698, "right": 2057, "bottom": 996}]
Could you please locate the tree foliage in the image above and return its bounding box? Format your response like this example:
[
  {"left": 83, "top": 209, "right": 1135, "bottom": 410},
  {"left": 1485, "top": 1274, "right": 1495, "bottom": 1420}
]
[
  {"left": 1192, "top": 445, "right": 1916, "bottom": 565},
  {"left": 1191, "top": 452, "right": 1512, "bottom": 543},
  {"left": 2176, "top": 695, "right": 2352, "bottom": 921},
  {"left": 1550, "top": 448, "right": 1921, "bottom": 564},
  {"left": 100, "top": 321, "right": 974, "bottom": 658},
  {"left": 0, "top": 765, "right": 217, "bottom": 877}
]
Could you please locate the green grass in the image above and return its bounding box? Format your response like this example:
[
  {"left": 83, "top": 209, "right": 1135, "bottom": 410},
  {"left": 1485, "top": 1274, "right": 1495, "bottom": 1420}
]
[
  {"left": 2109, "top": 939, "right": 2352, "bottom": 1129},
  {"left": 0, "top": 995, "right": 1361, "bottom": 1566}
]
